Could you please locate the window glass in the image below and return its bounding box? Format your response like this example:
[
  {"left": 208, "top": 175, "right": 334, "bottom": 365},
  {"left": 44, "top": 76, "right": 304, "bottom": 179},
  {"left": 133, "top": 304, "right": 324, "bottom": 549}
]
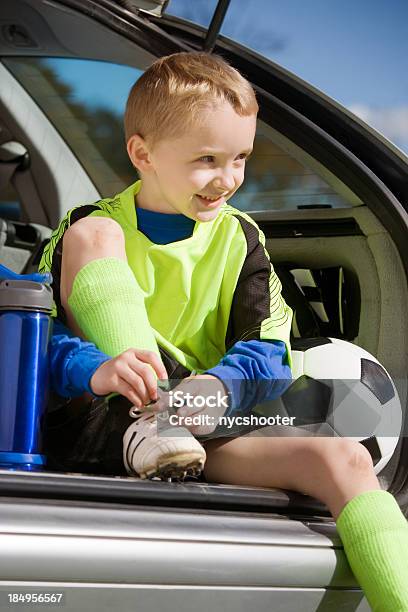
[
  {"left": 4, "top": 57, "right": 360, "bottom": 212},
  {"left": 231, "top": 121, "right": 361, "bottom": 212},
  {"left": 3, "top": 57, "right": 141, "bottom": 197}
]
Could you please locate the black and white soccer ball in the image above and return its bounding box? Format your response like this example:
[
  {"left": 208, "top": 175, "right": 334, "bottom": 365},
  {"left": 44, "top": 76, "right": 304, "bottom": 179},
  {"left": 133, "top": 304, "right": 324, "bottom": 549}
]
[{"left": 279, "top": 337, "right": 402, "bottom": 475}]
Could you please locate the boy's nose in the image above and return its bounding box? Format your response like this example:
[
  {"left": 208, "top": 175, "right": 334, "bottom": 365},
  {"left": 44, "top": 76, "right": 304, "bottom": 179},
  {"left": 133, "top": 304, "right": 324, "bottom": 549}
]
[{"left": 214, "top": 172, "right": 235, "bottom": 192}]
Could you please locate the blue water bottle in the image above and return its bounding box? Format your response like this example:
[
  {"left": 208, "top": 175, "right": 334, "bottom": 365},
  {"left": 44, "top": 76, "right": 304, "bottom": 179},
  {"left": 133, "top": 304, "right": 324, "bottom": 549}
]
[{"left": 0, "top": 263, "right": 53, "bottom": 471}]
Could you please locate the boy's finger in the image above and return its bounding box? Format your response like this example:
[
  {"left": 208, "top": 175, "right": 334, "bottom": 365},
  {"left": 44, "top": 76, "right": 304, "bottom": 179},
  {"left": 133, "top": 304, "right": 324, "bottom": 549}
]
[
  {"left": 133, "top": 350, "right": 168, "bottom": 380},
  {"left": 145, "top": 389, "right": 169, "bottom": 412},
  {"left": 127, "top": 361, "right": 158, "bottom": 401},
  {"left": 120, "top": 370, "right": 150, "bottom": 405},
  {"left": 116, "top": 378, "right": 143, "bottom": 408}
]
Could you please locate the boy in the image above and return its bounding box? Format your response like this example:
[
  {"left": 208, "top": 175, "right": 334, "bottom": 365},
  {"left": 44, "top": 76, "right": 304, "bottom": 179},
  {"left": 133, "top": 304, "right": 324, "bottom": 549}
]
[{"left": 40, "top": 52, "right": 408, "bottom": 610}]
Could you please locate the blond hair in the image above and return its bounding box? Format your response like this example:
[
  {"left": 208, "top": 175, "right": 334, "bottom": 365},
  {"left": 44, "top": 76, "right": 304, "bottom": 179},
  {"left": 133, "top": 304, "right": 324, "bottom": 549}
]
[{"left": 124, "top": 51, "right": 258, "bottom": 148}]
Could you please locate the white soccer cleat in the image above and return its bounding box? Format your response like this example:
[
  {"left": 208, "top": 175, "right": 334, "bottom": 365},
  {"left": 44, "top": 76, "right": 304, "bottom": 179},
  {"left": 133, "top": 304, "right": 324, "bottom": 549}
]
[{"left": 123, "top": 408, "right": 206, "bottom": 480}]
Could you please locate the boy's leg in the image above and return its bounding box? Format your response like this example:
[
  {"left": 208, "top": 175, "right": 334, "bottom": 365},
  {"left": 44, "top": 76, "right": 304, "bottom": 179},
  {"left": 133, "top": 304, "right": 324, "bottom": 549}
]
[
  {"left": 203, "top": 434, "right": 408, "bottom": 611},
  {"left": 60, "top": 216, "right": 127, "bottom": 338},
  {"left": 59, "top": 216, "right": 159, "bottom": 356},
  {"left": 203, "top": 433, "right": 378, "bottom": 519}
]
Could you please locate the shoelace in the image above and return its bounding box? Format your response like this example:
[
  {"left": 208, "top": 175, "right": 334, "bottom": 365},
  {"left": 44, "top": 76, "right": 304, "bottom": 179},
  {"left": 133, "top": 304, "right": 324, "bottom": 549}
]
[{"left": 128, "top": 406, "right": 157, "bottom": 420}]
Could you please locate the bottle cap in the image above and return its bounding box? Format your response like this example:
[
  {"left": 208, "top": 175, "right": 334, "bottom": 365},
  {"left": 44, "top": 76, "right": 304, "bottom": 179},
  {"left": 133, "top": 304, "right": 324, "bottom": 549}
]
[{"left": 0, "top": 279, "right": 53, "bottom": 313}]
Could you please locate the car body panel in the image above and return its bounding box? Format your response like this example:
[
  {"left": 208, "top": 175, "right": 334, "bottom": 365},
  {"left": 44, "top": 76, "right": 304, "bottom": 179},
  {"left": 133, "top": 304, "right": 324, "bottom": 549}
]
[{"left": 0, "top": 490, "right": 369, "bottom": 611}]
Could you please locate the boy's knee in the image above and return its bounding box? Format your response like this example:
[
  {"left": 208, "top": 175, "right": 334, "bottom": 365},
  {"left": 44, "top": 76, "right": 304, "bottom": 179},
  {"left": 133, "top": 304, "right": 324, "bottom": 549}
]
[
  {"left": 312, "top": 437, "right": 374, "bottom": 478},
  {"left": 341, "top": 438, "right": 374, "bottom": 473},
  {"left": 64, "top": 217, "right": 125, "bottom": 249}
]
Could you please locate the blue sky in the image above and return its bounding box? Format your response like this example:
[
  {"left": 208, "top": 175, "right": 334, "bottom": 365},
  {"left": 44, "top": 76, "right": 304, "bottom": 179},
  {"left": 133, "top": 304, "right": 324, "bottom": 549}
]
[
  {"left": 47, "top": 0, "right": 408, "bottom": 154},
  {"left": 170, "top": 0, "right": 407, "bottom": 106},
  {"left": 170, "top": 0, "right": 408, "bottom": 153}
]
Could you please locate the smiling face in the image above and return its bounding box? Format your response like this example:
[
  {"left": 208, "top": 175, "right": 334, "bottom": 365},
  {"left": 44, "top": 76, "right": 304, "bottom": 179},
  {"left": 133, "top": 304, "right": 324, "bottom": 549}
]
[{"left": 127, "top": 101, "right": 257, "bottom": 222}]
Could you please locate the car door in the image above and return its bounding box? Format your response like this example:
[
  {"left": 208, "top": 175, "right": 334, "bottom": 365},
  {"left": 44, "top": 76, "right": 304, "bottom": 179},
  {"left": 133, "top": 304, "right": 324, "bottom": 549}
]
[{"left": 0, "top": 1, "right": 407, "bottom": 611}]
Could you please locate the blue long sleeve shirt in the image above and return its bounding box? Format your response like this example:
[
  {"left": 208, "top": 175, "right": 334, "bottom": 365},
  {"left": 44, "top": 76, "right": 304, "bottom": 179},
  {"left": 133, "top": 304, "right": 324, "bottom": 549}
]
[
  {"left": 50, "top": 318, "right": 111, "bottom": 398},
  {"left": 49, "top": 208, "right": 292, "bottom": 412}
]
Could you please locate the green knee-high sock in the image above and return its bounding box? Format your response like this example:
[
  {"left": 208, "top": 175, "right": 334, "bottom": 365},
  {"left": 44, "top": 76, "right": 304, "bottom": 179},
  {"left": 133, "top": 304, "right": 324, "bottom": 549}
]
[
  {"left": 336, "top": 490, "right": 408, "bottom": 612},
  {"left": 67, "top": 257, "right": 159, "bottom": 358}
]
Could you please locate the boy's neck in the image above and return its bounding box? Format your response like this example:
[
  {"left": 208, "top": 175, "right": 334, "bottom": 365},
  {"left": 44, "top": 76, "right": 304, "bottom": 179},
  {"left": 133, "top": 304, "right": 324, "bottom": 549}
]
[{"left": 135, "top": 178, "right": 178, "bottom": 215}]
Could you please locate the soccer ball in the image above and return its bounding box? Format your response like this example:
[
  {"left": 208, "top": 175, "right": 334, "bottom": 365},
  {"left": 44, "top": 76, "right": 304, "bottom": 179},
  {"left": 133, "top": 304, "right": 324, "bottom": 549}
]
[{"left": 274, "top": 337, "right": 402, "bottom": 475}]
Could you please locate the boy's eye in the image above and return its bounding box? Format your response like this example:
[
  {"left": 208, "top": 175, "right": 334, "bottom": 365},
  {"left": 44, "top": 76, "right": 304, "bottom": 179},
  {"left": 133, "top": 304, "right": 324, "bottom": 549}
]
[{"left": 197, "top": 153, "right": 249, "bottom": 163}]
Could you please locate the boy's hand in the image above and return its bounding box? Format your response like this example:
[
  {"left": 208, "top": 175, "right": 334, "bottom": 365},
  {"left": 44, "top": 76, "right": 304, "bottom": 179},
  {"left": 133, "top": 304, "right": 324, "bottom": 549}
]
[{"left": 89, "top": 349, "right": 168, "bottom": 408}]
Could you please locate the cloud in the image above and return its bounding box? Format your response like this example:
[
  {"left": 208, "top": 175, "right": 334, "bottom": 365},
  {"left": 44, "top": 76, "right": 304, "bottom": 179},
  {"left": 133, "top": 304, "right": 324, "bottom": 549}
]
[{"left": 347, "top": 104, "right": 408, "bottom": 153}]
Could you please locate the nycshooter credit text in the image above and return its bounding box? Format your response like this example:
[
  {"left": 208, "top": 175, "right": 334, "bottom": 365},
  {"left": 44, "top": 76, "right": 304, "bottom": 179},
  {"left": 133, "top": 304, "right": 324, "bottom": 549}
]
[{"left": 169, "top": 413, "right": 296, "bottom": 427}]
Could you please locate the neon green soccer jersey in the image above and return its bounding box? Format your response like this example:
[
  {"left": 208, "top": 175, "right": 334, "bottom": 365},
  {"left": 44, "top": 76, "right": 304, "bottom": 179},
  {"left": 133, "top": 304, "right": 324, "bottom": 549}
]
[{"left": 39, "top": 180, "right": 292, "bottom": 372}]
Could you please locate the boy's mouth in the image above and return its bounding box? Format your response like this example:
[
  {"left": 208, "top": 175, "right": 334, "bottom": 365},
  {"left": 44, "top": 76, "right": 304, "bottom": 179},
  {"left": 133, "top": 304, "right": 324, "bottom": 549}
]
[{"left": 195, "top": 194, "right": 225, "bottom": 208}]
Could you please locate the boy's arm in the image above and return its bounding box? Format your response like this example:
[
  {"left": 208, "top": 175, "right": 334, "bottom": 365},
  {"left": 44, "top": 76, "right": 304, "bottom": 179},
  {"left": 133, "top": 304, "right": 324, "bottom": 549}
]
[
  {"left": 205, "top": 215, "right": 293, "bottom": 415},
  {"left": 50, "top": 318, "right": 111, "bottom": 398},
  {"left": 205, "top": 339, "right": 292, "bottom": 416},
  {"left": 225, "top": 215, "right": 292, "bottom": 362}
]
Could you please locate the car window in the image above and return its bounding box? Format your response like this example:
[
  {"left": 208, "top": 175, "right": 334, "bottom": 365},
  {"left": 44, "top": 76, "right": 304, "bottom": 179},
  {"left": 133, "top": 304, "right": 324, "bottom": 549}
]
[
  {"left": 3, "top": 57, "right": 360, "bottom": 212},
  {"left": 3, "top": 57, "right": 140, "bottom": 198},
  {"left": 233, "top": 121, "right": 361, "bottom": 212}
]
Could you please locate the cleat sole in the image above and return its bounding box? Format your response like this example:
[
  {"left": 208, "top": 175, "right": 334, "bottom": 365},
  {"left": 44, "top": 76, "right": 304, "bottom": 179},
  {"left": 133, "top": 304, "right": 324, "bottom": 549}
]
[{"left": 138, "top": 452, "right": 205, "bottom": 481}]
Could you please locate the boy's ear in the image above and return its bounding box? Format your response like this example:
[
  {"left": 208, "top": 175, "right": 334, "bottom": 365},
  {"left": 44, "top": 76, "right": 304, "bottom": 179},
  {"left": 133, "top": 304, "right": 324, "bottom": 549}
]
[{"left": 127, "top": 134, "right": 153, "bottom": 173}]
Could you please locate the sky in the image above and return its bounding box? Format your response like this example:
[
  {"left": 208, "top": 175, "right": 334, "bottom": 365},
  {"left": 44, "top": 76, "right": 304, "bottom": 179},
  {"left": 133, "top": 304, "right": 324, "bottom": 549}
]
[
  {"left": 169, "top": 0, "right": 408, "bottom": 154},
  {"left": 47, "top": 0, "right": 408, "bottom": 155}
]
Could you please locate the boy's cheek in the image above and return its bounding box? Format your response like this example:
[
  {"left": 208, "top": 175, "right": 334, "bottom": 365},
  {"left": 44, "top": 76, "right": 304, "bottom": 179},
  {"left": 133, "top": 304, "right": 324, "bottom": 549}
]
[{"left": 189, "top": 168, "right": 212, "bottom": 184}]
